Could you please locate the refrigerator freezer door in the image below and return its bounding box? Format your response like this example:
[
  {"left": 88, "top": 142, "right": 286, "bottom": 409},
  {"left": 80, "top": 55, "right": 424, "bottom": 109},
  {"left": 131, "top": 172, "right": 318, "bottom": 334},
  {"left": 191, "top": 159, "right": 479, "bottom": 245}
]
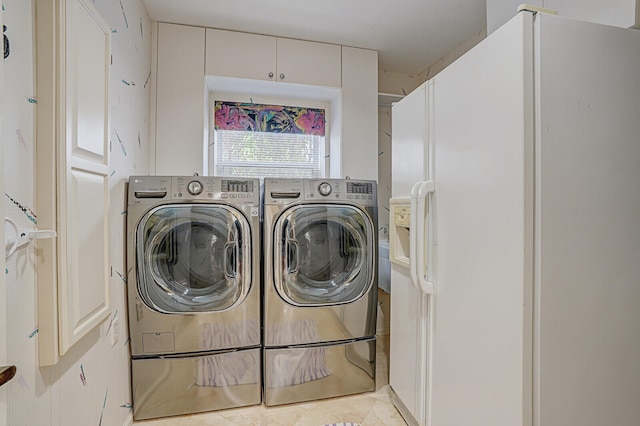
[
  {"left": 391, "top": 82, "right": 428, "bottom": 197},
  {"left": 390, "top": 81, "right": 431, "bottom": 425},
  {"left": 389, "top": 263, "right": 428, "bottom": 426}
]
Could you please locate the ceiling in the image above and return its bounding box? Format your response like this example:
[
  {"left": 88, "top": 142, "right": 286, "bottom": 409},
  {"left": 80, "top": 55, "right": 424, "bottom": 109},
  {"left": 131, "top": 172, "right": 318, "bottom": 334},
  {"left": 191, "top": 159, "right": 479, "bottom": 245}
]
[{"left": 142, "top": 0, "right": 487, "bottom": 75}]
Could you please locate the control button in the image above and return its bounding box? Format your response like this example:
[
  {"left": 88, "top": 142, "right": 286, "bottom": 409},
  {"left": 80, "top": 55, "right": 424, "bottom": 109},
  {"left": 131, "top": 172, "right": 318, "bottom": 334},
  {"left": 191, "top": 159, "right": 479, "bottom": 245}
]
[
  {"left": 187, "top": 180, "right": 203, "bottom": 196},
  {"left": 318, "top": 182, "right": 332, "bottom": 196}
]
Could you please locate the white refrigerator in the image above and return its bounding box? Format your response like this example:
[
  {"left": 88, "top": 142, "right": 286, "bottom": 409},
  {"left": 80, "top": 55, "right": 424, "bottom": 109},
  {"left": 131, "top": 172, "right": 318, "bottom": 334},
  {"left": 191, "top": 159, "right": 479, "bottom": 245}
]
[{"left": 389, "top": 10, "right": 640, "bottom": 426}]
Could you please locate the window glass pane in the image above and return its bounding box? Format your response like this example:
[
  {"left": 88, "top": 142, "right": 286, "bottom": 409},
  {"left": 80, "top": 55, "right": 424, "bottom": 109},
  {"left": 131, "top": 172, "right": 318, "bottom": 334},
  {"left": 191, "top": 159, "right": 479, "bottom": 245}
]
[{"left": 215, "top": 129, "right": 323, "bottom": 178}]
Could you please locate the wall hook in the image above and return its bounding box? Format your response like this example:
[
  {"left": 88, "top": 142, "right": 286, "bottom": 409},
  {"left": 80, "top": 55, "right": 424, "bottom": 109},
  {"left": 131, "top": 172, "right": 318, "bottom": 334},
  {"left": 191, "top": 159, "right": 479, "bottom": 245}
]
[{"left": 4, "top": 217, "right": 57, "bottom": 259}]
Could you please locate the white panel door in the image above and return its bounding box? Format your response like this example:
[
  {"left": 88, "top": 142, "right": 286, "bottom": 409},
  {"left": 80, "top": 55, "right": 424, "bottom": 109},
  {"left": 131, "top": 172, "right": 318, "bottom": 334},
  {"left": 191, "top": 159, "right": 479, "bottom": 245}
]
[
  {"left": 534, "top": 15, "right": 640, "bottom": 426},
  {"left": 430, "top": 12, "right": 534, "bottom": 426},
  {"left": 57, "top": 0, "right": 111, "bottom": 355}
]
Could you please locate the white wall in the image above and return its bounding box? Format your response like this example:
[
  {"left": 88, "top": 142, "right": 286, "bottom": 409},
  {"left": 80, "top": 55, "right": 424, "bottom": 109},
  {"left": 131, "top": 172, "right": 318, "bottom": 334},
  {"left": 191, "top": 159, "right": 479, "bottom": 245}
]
[
  {"left": 2, "top": 0, "right": 151, "bottom": 425},
  {"left": 546, "top": 0, "right": 639, "bottom": 27},
  {"left": 487, "top": 0, "right": 640, "bottom": 34}
]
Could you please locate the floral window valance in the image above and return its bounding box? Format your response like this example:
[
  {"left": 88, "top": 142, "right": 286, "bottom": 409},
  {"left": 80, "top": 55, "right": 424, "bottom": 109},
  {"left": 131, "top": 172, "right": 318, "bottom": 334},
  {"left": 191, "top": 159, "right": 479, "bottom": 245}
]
[{"left": 214, "top": 101, "right": 325, "bottom": 136}]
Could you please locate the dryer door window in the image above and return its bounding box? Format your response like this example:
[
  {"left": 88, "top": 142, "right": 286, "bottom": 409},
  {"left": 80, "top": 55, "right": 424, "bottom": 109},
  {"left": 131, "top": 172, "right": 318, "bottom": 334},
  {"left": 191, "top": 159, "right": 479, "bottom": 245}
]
[
  {"left": 274, "top": 205, "right": 375, "bottom": 306},
  {"left": 136, "top": 204, "right": 251, "bottom": 313}
]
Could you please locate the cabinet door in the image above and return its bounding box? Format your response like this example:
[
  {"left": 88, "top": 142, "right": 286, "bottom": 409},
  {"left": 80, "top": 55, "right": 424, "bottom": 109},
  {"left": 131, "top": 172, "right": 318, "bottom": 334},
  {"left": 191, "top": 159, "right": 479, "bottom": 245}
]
[
  {"left": 276, "top": 38, "right": 341, "bottom": 87},
  {"left": 205, "top": 29, "right": 276, "bottom": 81},
  {"left": 60, "top": 0, "right": 112, "bottom": 356},
  {"left": 340, "top": 46, "right": 378, "bottom": 179},
  {"left": 35, "top": 0, "right": 111, "bottom": 363},
  {"left": 155, "top": 23, "right": 205, "bottom": 175}
]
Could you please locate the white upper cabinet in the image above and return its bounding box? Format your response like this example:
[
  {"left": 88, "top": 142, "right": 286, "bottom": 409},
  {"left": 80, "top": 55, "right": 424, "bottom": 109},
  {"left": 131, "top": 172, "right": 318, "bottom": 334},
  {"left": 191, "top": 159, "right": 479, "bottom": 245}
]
[
  {"left": 276, "top": 38, "right": 341, "bottom": 87},
  {"left": 205, "top": 29, "right": 342, "bottom": 87},
  {"left": 154, "top": 23, "right": 206, "bottom": 175},
  {"left": 205, "top": 29, "right": 277, "bottom": 81}
]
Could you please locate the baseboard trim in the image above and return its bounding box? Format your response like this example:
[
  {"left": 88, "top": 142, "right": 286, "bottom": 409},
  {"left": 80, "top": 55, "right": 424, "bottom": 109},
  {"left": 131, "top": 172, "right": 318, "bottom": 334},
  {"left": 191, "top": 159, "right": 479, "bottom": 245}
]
[{"left": 391, "top": 386, "right": 420, "bottom": 426}]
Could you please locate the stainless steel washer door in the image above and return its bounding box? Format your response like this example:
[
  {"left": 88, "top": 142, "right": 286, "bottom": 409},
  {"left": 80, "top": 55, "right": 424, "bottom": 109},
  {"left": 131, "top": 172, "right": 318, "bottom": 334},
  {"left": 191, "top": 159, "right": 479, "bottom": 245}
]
[
  {"left": 274, "top": 205, "right": 375, "bottom": 306},
  {"left": 136, "top": 204, "right": 251, "bottom": 313}
]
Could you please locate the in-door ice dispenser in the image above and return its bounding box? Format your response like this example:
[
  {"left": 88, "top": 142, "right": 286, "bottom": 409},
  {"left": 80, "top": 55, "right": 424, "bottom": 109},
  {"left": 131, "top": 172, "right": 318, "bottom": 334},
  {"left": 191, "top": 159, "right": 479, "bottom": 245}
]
[{"left": 389, "top": 197, "right": 411, "bottom": 268}]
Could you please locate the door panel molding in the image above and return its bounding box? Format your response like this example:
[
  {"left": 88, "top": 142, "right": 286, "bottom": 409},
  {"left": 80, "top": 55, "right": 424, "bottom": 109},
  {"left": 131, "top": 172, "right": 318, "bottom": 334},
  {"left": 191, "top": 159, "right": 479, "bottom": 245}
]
[{"left": 35, "top": 0, "right": 111, "bottom": 364}]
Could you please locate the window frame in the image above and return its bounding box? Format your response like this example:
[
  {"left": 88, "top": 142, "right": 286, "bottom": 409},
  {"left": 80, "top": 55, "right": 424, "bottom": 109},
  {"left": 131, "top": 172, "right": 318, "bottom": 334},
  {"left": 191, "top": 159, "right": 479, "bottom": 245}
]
[{"left": 208, "top": 92, "right": 330, "bottom": 178}]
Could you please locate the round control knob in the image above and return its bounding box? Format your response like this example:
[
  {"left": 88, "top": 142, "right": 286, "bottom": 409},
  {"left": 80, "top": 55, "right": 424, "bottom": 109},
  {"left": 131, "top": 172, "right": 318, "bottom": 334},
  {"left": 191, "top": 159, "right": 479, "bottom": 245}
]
[
  {"left": 187, "top": 180, "right": 203, "bottom": 195},
  {"left": 318, "top": 182, "right": 332, "bottom": 196}
]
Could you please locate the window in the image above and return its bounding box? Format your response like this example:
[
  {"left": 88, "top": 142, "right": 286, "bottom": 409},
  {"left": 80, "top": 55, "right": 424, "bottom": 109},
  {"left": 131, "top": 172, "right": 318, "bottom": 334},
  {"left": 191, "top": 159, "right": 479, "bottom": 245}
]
[{"left": 212, "top": 101, "right": 327, "bottom": 178}]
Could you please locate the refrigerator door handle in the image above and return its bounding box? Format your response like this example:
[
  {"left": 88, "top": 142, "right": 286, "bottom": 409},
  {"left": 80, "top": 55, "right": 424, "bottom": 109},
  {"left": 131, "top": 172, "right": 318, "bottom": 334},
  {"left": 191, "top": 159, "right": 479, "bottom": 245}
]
[
  {"left": 416, "top": 181, "right": 435, "bottom": 294},
  {"left": 409, "top": 182, "right": 422, "bottom": 290}
]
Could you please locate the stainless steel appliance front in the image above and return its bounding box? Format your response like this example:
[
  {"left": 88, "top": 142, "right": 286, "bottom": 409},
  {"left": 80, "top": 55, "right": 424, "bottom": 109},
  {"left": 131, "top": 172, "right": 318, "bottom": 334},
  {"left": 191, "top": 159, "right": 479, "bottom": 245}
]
[
  {"left": 127, "top": 176, "right": 261, "bottom": 420},
  {"left": 263, "top": 178, "right": 378, "bottom": 406}
]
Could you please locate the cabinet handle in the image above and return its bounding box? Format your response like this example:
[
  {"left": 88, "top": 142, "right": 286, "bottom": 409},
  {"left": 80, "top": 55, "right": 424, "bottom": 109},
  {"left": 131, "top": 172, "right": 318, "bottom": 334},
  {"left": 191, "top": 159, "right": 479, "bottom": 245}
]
[
  {"left": 279, "top": 73, "right": 285, "bottom": 80},
  {"left": 268, "top": 72, "right": 274, "bottom": 78}
]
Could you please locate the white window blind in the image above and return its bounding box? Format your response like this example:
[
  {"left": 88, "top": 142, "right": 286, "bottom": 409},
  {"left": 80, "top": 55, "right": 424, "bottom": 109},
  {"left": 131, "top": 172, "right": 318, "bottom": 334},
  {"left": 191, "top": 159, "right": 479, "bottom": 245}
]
[
  {"left": 212, "top": 100, "right": 327, "bottom": 178},
  {"left": 215, "top": 130, "right": 323, "bottom": 178}
]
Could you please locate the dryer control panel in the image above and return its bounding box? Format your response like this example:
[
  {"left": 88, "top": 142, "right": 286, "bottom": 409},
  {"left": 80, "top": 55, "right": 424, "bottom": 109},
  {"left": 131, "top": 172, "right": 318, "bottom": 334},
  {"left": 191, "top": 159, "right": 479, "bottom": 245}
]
[
  {"left": 264, "top": 178, "right": 376, "bottom": 206},
  {"left": 304, "top": 179, "right": 376, "bottom": 206},
  {"left": 129, "top": 176, "right": 259, "bottom": 206}
]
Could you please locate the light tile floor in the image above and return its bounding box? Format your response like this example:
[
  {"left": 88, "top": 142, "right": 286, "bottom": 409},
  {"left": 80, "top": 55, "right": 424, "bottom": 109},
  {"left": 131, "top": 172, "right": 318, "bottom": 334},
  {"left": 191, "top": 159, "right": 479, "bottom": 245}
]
[{"left": 133, "top": 335, "right": 407, "bottom": 426}]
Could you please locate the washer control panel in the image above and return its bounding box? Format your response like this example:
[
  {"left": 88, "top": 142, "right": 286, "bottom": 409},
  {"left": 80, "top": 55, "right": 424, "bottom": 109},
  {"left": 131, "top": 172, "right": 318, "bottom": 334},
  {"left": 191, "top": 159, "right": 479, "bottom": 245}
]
[
  {"left": 129, "top": 176, "right": 259, "bottom": 206},
  {"left": 317, "top": 182, "right": 332, "bottom": 196},
  {"left": 304, "top": 179, "right": 376, "bottom": 205},
  {"left": 187, "top": 180, "right": 203, "bottom": 195},
  {"left": 263, "top": 178, "right": 376, "bottom": 206}
]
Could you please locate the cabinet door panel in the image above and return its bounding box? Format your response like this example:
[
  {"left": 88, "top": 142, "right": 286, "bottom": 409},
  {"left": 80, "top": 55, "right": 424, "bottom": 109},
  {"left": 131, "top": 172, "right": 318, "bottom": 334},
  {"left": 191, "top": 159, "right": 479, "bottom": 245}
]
[
  {"left": 155, "top": 23, "right": 205, "bottom": 175},
  {"left": 206, "top": 29, "right": 276, "bottom": 81},
  {"left": 276, "top": 38, "right": 341, "bottom": 87},
  {"left": 34, "top": 0, "right": 111, "bottom": 361},
  {"left": 59, "top": 0, "right": 111, "bottom": 356}
]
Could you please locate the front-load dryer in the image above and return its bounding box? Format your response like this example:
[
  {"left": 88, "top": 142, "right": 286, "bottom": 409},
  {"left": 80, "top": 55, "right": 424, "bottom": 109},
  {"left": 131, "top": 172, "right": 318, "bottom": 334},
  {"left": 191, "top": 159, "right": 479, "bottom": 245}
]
[
  {"left": 263, "top": 178, "right": 378, "bottom": 406},
  {"left": 127, "top": 176, "right": 261, "bottom": 420}
]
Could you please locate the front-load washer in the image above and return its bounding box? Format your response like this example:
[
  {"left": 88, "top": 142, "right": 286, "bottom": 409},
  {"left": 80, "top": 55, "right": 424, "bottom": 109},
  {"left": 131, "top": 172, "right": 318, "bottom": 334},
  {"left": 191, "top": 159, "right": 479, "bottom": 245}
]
[
  {"left": 127, "top": 176, "right": 261, "bottom": 420},
  {"left": 263, "top": 178, "right": 378, "bottom": 406}
]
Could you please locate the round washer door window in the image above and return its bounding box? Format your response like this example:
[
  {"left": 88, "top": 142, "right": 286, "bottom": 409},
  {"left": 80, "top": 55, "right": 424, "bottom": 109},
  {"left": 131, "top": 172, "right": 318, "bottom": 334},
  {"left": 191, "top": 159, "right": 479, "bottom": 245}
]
[
  {"left": 136, "top": 204, "right": 251, "bottom": 313},
  {"left": 274, "top": 205, "right": 375, "bottom": 306}
]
